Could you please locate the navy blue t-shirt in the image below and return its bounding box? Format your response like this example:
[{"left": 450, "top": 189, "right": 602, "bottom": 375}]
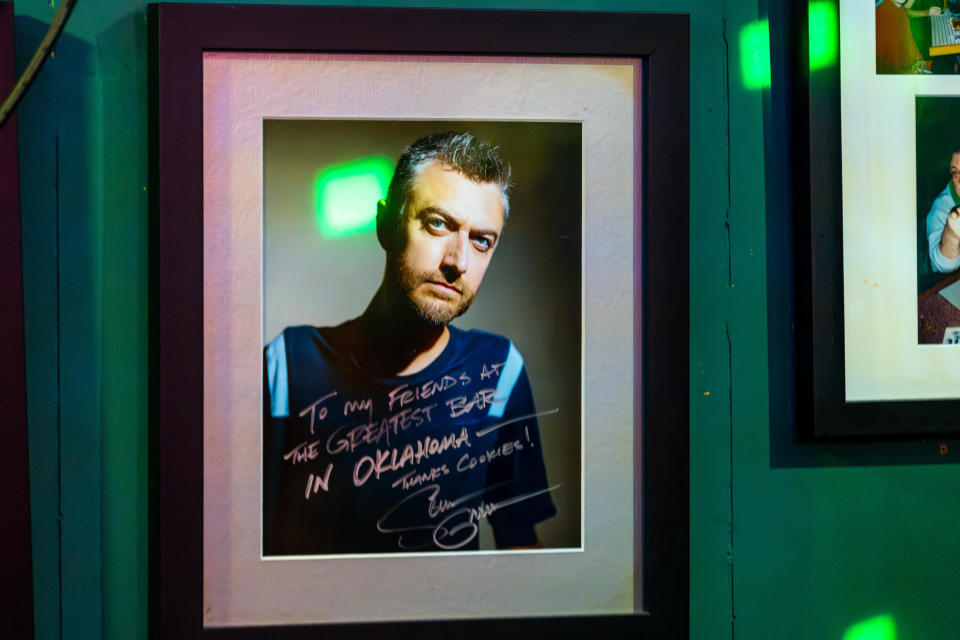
[{"left": 263, "top": 324, "right": 557, "bottom": 555}]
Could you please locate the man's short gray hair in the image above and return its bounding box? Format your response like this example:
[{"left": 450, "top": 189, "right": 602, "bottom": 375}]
[{"left": 379, "top": 132, "right": 512, "bottom": 239}]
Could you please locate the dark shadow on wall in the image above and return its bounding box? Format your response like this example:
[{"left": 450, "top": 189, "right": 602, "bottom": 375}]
[
  {"left": 762, "top": 1, "right": 960, "bottom": 469},
  {"left": 15, "top": 16, "right": 102, "bottom": 639}
]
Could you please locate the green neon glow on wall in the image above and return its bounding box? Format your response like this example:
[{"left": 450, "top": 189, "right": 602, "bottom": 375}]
[
  {"left": 809, "top": 1, "right": 839, "bottom": 69},
  {"left": 313, "top": 156, "right": 395, "bottom": 237},
  {"left": 843, "top": 614, "right": 897, "bottom": 640},
  {"left": 739, "top": 20, "right": 771, "bottom": 89}
]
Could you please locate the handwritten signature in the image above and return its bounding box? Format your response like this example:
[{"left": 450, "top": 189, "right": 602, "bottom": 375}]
[{"left": 377, "top": 482, "right": 561, "bottom": 550}]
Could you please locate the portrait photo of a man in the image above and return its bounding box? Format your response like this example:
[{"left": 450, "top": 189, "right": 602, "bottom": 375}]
[{"left": 261, "top": 122, "right": 582, "bottom": 555}]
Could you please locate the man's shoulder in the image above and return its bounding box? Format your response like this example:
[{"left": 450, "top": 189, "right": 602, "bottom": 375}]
[
  {"left": 933, "top": 184, "right": 954, "bottom": 208},
  {"left": 266, "top": 323, "right": 349, "bottom": 350},
  {"left": 449, "top": 325, "right": 514, "bottom": 352},
  {"left": 448, "top": 326, "right": 526, "bottom": 371},
  {"left": 265, "top": 325, "right": 355, "bottom": 374}
]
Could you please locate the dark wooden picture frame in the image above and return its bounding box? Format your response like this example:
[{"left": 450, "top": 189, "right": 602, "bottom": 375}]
[
  {"left": 787, "top": 3, "right": 960, "bottom": 437},
  {"left": 0, "top": 2, "right": 35, "bottom": 636},
  {"left": 149, "top": 4, "right": 689, "bottom": 637}
]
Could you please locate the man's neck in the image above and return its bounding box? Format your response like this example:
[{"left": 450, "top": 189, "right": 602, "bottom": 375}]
[{"left": 348, "top": 285, "right": 450, "bottom": 377}]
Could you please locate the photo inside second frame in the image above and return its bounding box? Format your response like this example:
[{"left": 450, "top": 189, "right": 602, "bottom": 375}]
[{"left": 915, "top": 97, "right": 960, "bottom": 344}]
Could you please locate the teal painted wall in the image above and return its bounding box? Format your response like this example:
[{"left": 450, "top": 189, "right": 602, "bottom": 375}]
[{"left": 12, "top": 0, "right": 960, "bottom": 638}]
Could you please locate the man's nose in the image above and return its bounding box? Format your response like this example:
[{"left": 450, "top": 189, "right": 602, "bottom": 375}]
[{"left": 441, "top": 231, "right": 469, "bottom": 276}]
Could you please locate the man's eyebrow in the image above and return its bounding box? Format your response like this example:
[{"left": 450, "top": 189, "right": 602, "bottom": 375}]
[{"left": 416, "top": 205, "right": 457, "bottom": 222}]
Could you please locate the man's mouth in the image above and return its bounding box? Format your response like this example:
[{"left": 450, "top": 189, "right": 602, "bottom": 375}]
[{"left": 426, "top": 280, "right": 461, "bottom": 295}]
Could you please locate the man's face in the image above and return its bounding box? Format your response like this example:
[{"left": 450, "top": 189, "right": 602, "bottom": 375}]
[
  {"left": 389, "top": 161, "right": 505, "bottom": 325},
  {"left": 951, "top": 152, "right": 960, "bottom": 193}
]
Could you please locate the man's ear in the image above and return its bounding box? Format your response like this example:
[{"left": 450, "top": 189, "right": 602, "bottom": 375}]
[{"left": 375, "top": 199, "right": 391, "bottom": 251}]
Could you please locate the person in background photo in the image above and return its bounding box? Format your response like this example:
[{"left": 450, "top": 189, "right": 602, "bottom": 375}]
[
  {"left": 927, "top": 151, "right": 960, "bottom": 272},
  {"left": 877, "top": 0, "right": 926, "bottom": 73}
]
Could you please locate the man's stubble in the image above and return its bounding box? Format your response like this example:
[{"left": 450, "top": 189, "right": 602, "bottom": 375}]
[{"left": 392, "top": 257, "right": 478, "bottom": 326}]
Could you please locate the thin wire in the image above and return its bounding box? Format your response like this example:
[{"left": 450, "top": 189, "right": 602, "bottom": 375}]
[{"left": 0, "top": 0, "right": 77, "bottom": 128}]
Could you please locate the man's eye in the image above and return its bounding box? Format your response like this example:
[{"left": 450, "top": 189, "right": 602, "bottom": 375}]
[
  {"left": 426, "top": 218, "right": 448, "bottom": 231},
  {"left": 472, "top": 236, "right": 493, "bottom": 252}
]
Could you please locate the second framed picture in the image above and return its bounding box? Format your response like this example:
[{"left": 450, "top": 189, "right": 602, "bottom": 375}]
[{"left": 799, "top": 0, "right": 960, "bottom": 436}]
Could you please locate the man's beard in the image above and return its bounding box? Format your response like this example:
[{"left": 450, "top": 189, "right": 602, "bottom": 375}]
[{"left": 393, "top": 260, "right": 478, "bottom": 326}]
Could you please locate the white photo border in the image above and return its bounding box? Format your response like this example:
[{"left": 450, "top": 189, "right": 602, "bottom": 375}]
[
  {"left": 842, "top": 0, "right": 960, "bottom": 401},
  {"left": 201, "top": 53, "right": 639, "bottom": 627}
]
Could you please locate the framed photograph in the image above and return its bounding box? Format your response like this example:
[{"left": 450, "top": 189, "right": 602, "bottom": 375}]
[
  {"left": 796, "top": 0, "right": 960, "bottom": 436},
  {"left": 150, "top": 4, "right": 688, "bottom": 636},
  {"left": 0, "top": 1, "right": 34, "bottom": 635}
]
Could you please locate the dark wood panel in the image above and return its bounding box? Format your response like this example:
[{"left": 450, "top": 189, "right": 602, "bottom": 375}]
[{"left": 0, "top": 2, "right": 34, "bottom": 637}]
